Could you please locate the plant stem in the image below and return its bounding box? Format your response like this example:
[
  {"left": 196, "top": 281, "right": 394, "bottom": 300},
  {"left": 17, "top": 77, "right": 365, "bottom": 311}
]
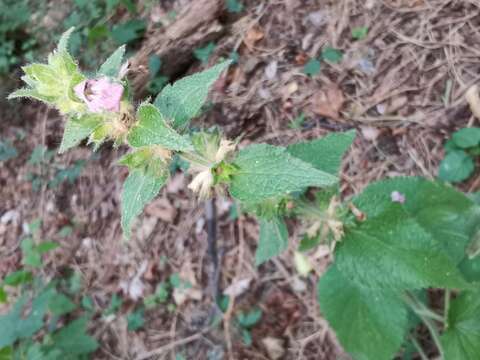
[
  {"left": 410, "top": 335, "right": 429, "bottom": 360},
  {"left": 404, "top": 292, "right": 445, "bottom": 359},
  {"left": 205, "top": 198, "right": 219, "bottom": 301},
  {"left": 444, "top": 289, "right": 450, "bottom": 329}
]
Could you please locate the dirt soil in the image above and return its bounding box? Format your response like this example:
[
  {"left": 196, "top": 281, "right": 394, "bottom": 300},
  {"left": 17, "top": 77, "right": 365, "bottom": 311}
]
[{"left": 1, "top": 0, "right": 480, "bottom": 359}]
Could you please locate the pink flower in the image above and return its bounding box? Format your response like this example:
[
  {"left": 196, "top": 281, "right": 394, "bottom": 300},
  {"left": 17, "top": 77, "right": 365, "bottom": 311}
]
[
  {"left": 391, "top": 191, "right": 405, "bottom": 204},
  {"left": 74, "top": 77, "right": 124, "bottom": 113}
]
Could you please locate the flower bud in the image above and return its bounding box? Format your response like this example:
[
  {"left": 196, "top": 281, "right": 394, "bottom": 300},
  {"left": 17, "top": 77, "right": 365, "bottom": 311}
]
[{"left": 188, "top": 170, "right": 214, "bottom": 199}]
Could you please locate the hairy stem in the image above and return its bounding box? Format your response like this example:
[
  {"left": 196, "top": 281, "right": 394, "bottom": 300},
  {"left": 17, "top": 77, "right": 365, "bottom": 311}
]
[
  {"left": 205, "top": 198, "right": 220, "bottom": 301},
  {"left": 444, "top": 289, "right": 450, "bottom": 329},
  {"left": 410, "top": 335, "right": 429, "bottom": 360}
]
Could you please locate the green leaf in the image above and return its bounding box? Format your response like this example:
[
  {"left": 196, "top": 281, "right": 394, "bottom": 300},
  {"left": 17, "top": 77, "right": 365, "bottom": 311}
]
[
  {"left": 153, "top": 61, "right": 231, "bottom": 129},
  {"left": 148, "top": 55, "right": 162, "bottom": 78},
  {"left": 0, "top": 288, "right": 6, "bottom": 304},
  {"left": 226, "top": 0, "right": 244, "bottom": 13},
  {"left": 49, "top": 293, "right": 76, "bottom": 316},
  {"left": 255, "top": 217, "right": 288, "bottom": 265},
  {"left": 321, "top": 47, "right": 343, "bottom": 63},
  {"left": 230, "top": 143, "right": 338, "bottom": 203},
  {"left": 59, "top": 115, "right": 103, "bottom": 154},
  {"left": 302, "top": 59, "right": 321, "bottom": 76},
  {"left": 236, "top": 308, "right": 262, "bottom": 328},
  {"left": 452, "top": 127, "right": 480, "bottom": 149},
  {"left": 51, "top": 317, "right": 98, "bottom": 355},
  {"left": 351, "top": 177, "right": 480, "bottom": 264},
  {"left": 0, "top": 140, "right": 18, "bottom": 162},
  {"left": 459, "top": 256, "right": 480, "bottom": 284},
  {"left": 57, "top": 27, "right": 74, "bottom": 54},
  {"left": 111, "top": 19, "right": 145, "bottom": 44},
  {"left": 441, "top": 290, "right": 480, "bottom": 359},
  {"left": 193, "top": 42, "right": 216, "bottom": 64},
  {"left": 318, "top": 265, "right": 408, "bottom": 360},
  {"left": 287, "top": 130, "right": 355, "bottom": 176},
  {"left": 121, "top": 159, "right": 168, "bottom": 239},
  {"left": 127, "top": 308, "right": 145, "bottom": 331},
  {"left": 351, "top": 26, "right": 368, "bottom": 40},
  {"left": 36, "top": 241, "right": 59, "bottom": 254},
  {"left": 336, "top": 204, "right": 469, "bottom": 290},
  {"left": 104, "top": 294, "right": 123, "bottom": 316},
  {"left": 0, "top": 288, "right": 55, "bottom": 347},
  {"left": 98, "top": 45, "right": 126, "bottom": 78},
  {"left": 3, "top": 270, "right": 33, "bottom": 286},
  {"left": 127, "top": 104, "right": 193, "bottom": 151},
  {"left": 439, "top": 150, "right": 475, "bottom": 183},
  {"left": 0, "top": 347, "right": 12, "bottom": 360}
]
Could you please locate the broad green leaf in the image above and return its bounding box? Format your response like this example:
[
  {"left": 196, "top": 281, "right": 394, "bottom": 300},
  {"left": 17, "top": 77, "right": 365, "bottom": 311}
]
[
  {"left": 127, "top": 104, "right": 193, "bottom": 151},
  {"left": 459, "top": 256, "right": 480, "bottom": 284},
  {"left": 236, "top": 308, "right": 262, "bottom": 328},
  {"left": 0, "top": 288, "right": 55, "bottom": 347},
  {"left": 302, "top": 59, "right": 321, "bottom": 76},
  {"left": 7, "top": 88, "right": 56, "bottom": 104},
  {"left": 154, "top": 61, "right": 231, "bottom": 129},
  {"left": 127, "top": 308, "right": 145, "bottom": 331},
  {"left": 318, "top": 265, "right": 408, "bottom": 360},
  {"left": 352, "top": 177, "right": 480, "bottom": 263},
  {"left": 0, "top": 288, "right": 6, "bottom": 304},
  {"left": 321, "top": 47, "right": 343, "bottom": 63},
  {"left": 230, "top": 144, "right": 337, "bottom": 203},
  {"left": 60, "top": 115, "right": 103, "bottom": 154},
  {"left": 148, "top": 55, "right": 162, "bottom": 78},
  {"left": 439, "top": 150, "right": 475, "bottom": 183},
  {"left": 98, "top": 45, "right": 126, "bottom": 77},
  {"left": 255, "top": 217, "right": 288, "bottom": 265},
  {"left": 0, "top": 346, "right": 12, "bottom": 360},
  {"left": 121, "top": 159, "right": 168, "bottom": 239},
  {"left": 287, "top": 130, "right": 355, "bottom": 176},
  {"left": 36, "top": 241, "right": 59, "bottom": 254},
  {"left": 49, "top": 293, "right": 76, "bottom": 316},
  {"left": 441, "top": 290, "right": 480, "bottom": 359},
  {"left": 351, "top": 26, "right": 368, "bottom": 40},
  {"left": 452, "top": 127, "right": 480, "bottom": 148},
  {"left": 226, "top": 0, "right": 244, "bottom": 13},
  {"left": 3, "top": 270, "right": 33, "bottom": 286},
  {"left": 336, "top": 204, "right": 469, "bottom": 290},
  {"left": 51, "top": 317, "right": 98, "bottom": 355},
  {"left": 194, "top": 42, "right": 216, "bottom": 64},
  {"left": 111, "top": 19, "right": 146, "bottom": 44}
]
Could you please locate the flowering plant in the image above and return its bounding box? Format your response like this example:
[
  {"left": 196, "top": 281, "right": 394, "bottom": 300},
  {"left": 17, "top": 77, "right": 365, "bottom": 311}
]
[{"left": 7, "top": 29, "right": 480, "bottom": 360}]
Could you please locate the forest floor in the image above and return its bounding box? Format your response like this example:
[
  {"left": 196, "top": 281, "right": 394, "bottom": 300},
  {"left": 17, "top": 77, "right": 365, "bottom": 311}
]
[{"left": 1, "top": 0, "right": 480, "bottom": 359}]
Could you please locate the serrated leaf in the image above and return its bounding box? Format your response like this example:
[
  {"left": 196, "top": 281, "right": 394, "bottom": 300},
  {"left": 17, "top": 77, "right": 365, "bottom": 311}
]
[
  {"left": 3, "top": 270, "right": 33, "bottom": 286},
  {"left": 51, "top": 317, "right": 98, "bottom": 355},
  {"left": 452, "top": 127, "right": 480, "bottom": 149},
  {"left": 318, "top": 265, "right": 408, "bottom": 360},
  {"left": 441, "top": 290, "right": 480, "bottom": 359},
  {"left": 255, "top": 217, "right": 288, "bottom": 265},
  {"left": 0, "top": 288, "right": 55, "bottom": 347},
  {"left": 127, "top": 308, "right": 145, "bottom": 331},
  {"left": 98, "top": 45, "right": 126, "bottom": 77},
  {"left": 127, "top": 104, "right": 193, "bottom": 151},
  {"left": 351, "top": 26, "right": 368, "bottom": 40},
  {"left": 193, "top": 42, "right": 216, "bottom": 64},
  {"left": 121, "top": 159, "right": 168, "bottom": 239},
  {"left": 287, "top": 130, "right": 355, "bottom": 176},
  {"left": 236, "top": 308, "right": 262, "bottom": 328},
  {"left": 336, "top": 204, "right": 469, "bottom": 290},
  {"left": 49, "top": 293, "right": 76, "bottom": 316},
  {"left": 7, "top": 88, "right": 56, "bottom": 104},
  {"left": 439, "top": 150, "right": 475, "bottom": 183},
  {"left": 352, "top": 177, "right": 480, "bottom": 263},
  {"left": 153, "top": 61, "right": 231, "bottom": 129},
  {"left": 111, "top": 19, "right": 146, "bottom": 44},
  {"left": 57, "top": 27, "right": 75, "bottom": 54},
  {"left": 230, "top": 143, "right": 337, "bottom": 203}
]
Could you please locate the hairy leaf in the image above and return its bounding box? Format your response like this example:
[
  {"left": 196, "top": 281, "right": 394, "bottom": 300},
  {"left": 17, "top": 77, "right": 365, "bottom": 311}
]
[
  {"left": 439, "top": 150, "right": 475, "bottom": 183},
  {"left": 59, "top": 115, "right": 102, "bottom": 153},
  {"left": 154, "top": 61, "right": 230, "bottom": 129},
  {"left": 336, "top": 204, "right": 469, "bottom": 290},
  {"left": 351, "top": 177, "right": 480, "bottom": 263},
  {"left": 121, "top": 159, "right": 168, "bottom": 239},
  {"left": 51, "top": 317, "right": 98, "bottom": 355},
  {"left": 255, "top": 217, "right": 288, "bottom": 265},
  {"left": 230, "top": 143, "right": 337, "bottom": 203},
  {"left": 452, "top": 127, "right": 480, "bottom": 149},
  {"left": 441, "top": 290, "right": 480, "bottom": 359},
  {"left": 318, "top": 265, "right": 408, "bottom": 360},
  {"left": 128, "top": 104, "right": 193, "bottom": 151},
  {"left": 98, "top": 45, "right": 126, "bottom": 78},
  {"left": 287, "top": 130, "right": 355, "bottom": 176}
]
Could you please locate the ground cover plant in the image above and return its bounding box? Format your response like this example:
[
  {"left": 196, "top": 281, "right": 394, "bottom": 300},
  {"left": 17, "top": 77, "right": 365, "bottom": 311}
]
[{"left": 4, "top": 26, "right": 480, "bottom": 360}]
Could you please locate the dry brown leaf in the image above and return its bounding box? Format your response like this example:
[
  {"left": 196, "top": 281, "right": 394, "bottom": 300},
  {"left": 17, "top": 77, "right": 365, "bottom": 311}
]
[
  {"left": 465, "top": 85, "right": 480, "bottom": 120},
  {"left": 244, "top": 26, "right": 264, "bottom": 50},
  {"left": 311, "top": 84, "right": 345, "bottom": 120}
]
